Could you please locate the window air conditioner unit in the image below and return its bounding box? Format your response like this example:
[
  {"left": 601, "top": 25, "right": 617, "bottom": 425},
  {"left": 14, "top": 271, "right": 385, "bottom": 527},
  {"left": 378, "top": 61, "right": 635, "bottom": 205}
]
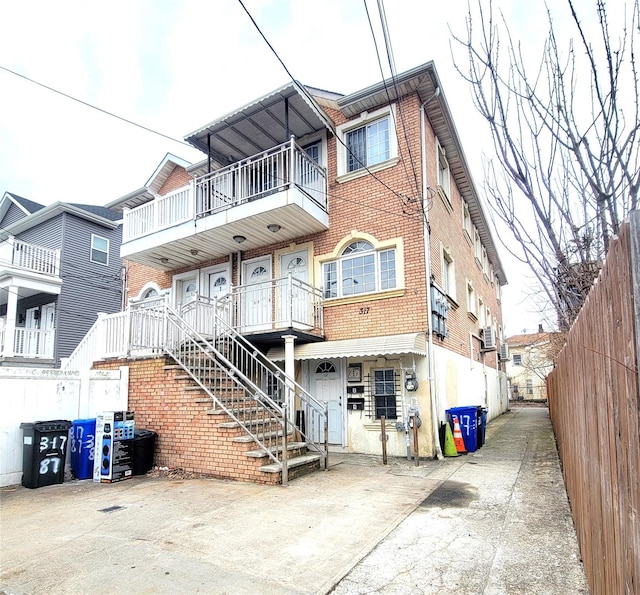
[
  {"left": 482, "top": 326, "right": 497, "bottom": 351},
  {"left": 499, "top": 343, "right": 510, "bottom": 361}
]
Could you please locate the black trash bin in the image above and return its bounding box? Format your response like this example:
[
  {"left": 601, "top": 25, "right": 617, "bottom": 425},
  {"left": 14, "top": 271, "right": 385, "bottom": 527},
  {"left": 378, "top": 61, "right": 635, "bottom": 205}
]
[
  {"left": 20, "top": 420, "right": 72, "bottom": 488},
  {"left": 133, "top": 429, "right": 157, "bottom": 476}
]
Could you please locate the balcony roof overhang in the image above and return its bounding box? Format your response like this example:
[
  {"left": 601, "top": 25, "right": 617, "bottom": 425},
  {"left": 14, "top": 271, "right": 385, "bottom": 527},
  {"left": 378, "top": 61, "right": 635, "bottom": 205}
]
[
  {"left": 184, "top": 81, "right": 337, "bottom": 164},
  {"left": 120, "top": 190, "right": 329, "bottom": 272},
  {"left": 0, "top": 270, "right": 62, "bottom": 306}
]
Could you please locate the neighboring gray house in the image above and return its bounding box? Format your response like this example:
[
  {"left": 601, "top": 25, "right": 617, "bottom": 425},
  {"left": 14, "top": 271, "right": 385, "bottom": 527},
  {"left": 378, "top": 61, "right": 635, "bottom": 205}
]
[{"left": 0, "top": 192, "right": 122, "bottom": 367}]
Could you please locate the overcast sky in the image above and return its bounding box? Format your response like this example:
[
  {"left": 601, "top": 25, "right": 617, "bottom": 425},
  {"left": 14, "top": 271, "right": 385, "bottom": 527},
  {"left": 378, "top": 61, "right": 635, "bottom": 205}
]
[{"left": 0, "top": 0, "right": 598, "bottom": 335}]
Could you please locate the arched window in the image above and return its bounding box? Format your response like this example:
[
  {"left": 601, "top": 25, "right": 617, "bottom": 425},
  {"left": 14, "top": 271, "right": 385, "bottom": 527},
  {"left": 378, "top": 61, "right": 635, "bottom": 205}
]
[
  {"left": 315, "top": 361, "right": 336, "bottom": 374},
  {"left": 323, "top": 240, "right": 396, "bottom": 298}
]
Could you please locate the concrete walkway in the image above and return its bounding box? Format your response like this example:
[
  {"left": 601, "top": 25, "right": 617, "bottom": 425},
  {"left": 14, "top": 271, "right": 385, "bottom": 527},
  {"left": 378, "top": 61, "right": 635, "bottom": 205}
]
[{"left": 0, "top": 407, "right": 588, "bottom": 594}]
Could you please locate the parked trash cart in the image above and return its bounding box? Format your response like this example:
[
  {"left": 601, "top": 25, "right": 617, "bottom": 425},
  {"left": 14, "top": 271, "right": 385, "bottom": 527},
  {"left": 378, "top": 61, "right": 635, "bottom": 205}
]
[
  {"left": 19, "top": 420, "right": 72, "bottom": 488},
  {"left": 132, "top": 429, "right": 157, "bottom": 476},
  {"left": 70, "top": 418, "right": 96, "bottom": 480},
  {"left": 446, "top": 407, "right": 479, "bottom": 453}
]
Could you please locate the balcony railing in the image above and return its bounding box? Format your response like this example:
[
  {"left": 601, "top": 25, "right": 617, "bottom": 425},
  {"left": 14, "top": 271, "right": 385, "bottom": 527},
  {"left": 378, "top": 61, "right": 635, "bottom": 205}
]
[
  {"left": 0, "top": 238, "right": 60, "bottom": 276},
  {"left": 0, "top": 327, "right": 54, "bottom": 359},
  {"left": 122, "top": 138, "right": 327, "bottom": 243},
  {"left": 62, "top": 275, "right": 324, "bottom": 369}
]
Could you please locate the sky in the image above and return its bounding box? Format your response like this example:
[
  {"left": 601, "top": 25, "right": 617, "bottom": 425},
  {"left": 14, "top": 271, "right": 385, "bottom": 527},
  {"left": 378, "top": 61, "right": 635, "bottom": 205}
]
[{"left": 0, "top": 0, "right": 594, "bottom": 335}]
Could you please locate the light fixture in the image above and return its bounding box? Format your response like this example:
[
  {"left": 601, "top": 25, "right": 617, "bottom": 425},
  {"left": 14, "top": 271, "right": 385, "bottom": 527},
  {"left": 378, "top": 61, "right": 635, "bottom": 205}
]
[
  {"left": 267, "top": 224, "right": 281, "bottom": 233},
  {"left": 233, "top": 235, "right": 246, "bottom": 244},
  {"left": 190, "top": 249, "right": 199, "bottom": 256},
  {"left": 160, "top": 257, "right": 169, "bottom": 264}
]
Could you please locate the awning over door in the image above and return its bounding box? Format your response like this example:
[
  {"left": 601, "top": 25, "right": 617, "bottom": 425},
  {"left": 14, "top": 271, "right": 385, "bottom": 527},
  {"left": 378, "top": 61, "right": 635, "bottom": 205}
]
[{"left": 267, "top": 333, "right": 427, "bottom": 361}]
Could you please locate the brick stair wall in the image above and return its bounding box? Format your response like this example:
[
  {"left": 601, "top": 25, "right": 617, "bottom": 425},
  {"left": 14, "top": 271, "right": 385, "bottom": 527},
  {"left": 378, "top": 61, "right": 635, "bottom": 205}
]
[{"left": 92, "top": 356, "right": 320, "bottom": 484}]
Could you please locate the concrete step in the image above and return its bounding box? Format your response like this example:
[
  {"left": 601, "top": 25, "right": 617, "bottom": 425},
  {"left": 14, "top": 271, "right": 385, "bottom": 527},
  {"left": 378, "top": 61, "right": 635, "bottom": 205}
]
[{"left": 259, "top": 453, "right": 322, "bottom": 474}]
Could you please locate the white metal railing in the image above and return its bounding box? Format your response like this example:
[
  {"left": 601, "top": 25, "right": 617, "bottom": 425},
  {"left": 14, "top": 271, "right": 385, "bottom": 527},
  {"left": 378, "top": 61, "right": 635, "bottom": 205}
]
[
  {"left": 122, "top": 139, "right": 327, "bottom": 243},
  {"left": 11, "top": 328, "right": 54, "bottom": 358},
  {"left": 122, "top": 185, "right": 193, "bottom": 242},
  {"left": 0, "top": 238, "right": 60, "bottom": 276}
]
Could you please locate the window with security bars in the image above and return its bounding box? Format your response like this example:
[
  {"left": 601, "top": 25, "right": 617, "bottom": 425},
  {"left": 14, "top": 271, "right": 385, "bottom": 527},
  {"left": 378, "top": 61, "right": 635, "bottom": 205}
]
[{"left": 365, "top": 369, "right": 401, "bottom": 420}]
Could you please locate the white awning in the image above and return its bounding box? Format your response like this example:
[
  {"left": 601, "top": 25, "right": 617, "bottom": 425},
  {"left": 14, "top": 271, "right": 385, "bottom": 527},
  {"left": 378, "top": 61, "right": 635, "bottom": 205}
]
[{"left": 267, "top": 333, "right": 427, "bottom": 361}]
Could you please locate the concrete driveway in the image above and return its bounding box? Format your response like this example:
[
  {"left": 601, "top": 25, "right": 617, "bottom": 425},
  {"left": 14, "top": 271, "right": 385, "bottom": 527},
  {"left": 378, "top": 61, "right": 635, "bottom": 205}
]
[{"left": 0, "top": 407, "right": 588, "bottom": 594}]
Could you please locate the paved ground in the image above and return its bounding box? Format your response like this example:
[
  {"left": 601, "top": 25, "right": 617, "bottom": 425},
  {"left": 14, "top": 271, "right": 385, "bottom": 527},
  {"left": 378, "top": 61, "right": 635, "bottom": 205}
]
[{"left": 0, "top": 407, "right": 588, "bottom": 594}]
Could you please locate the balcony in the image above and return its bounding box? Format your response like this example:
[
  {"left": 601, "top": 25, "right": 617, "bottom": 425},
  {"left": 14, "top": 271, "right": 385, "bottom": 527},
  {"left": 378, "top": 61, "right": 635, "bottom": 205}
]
[
  {"left": 0, "top": 238, "right": 60, "bottom": 278},
  {"left": 121, "top": 139, "right": 329, "bottom": 270}
]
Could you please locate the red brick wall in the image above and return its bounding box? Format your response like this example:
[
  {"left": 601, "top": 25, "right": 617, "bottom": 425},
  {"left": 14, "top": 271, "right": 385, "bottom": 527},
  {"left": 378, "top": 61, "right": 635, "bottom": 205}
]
[
  {"left": 158, "top": 166, "right": 191, "bottom": 195},
  {"left": 93, "top": 357, "right": 280, "bottom": 484}
]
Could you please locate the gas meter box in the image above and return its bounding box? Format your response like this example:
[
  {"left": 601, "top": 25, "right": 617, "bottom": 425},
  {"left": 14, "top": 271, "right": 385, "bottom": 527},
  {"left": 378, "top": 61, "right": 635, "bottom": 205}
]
[{"left": 93, "top": 411, "right": 135, "bottom": 483}]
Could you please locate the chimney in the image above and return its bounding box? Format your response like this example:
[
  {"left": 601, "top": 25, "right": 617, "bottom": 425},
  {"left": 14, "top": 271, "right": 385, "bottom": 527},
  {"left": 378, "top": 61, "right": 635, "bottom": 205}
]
[{"left": 538, "top": 323, "right": 544, "bottom": 333}]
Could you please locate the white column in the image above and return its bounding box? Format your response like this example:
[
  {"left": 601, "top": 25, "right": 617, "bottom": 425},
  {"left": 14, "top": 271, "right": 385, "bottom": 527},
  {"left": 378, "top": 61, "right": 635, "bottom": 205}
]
[
  {"left": 282, "top": 334, "right": 296, "bottom": 413},
  {"left": 4, "top": 285, "right": 19, "bottom": 357}
]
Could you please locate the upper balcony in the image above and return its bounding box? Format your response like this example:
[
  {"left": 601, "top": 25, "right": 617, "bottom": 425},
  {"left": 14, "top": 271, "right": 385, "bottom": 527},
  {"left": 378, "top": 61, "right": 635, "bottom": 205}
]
[{"left": 120, "top": 138, "right": 328, "bottom": 270}]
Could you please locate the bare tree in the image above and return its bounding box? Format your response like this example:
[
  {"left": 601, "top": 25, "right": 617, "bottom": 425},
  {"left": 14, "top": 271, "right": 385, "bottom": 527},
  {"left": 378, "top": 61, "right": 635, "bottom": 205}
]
[{"left": 453, "top": 0, "right": 640, "bottom": 330}]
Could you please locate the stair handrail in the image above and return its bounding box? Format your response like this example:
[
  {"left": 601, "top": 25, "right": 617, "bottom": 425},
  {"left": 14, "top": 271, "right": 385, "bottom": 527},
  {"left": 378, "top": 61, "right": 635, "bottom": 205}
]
[
  {"left": 186, "top": 294, "right": 328, "bottom": 467},
  {"left": 158, "top": 303, "right": 287, "bottom": 470}
]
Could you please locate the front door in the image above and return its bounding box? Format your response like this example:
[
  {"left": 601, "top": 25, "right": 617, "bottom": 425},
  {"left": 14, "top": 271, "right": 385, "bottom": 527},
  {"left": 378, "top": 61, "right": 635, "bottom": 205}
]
[
  {"left": 24, "top": 307, "right": 39, "bottom": 355},
  {"left": 204, "top": 266, "right": 231, "bottom": 332},
  {"left": 279, "top": 250, "right": 311, "bottom": 329},
  {"left": 41, "top": 303, "right": 56, "bottom": 357},
  {"left": 241, "top": 257, "right": 272, "bottom": 331},
  {"left": 313, "top": 360, "right": 343, "bottom": 445}
]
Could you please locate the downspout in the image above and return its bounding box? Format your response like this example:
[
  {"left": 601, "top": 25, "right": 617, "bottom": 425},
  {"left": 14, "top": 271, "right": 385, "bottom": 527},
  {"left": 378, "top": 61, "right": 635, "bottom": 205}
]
[{"left": 421, "top": 90, "right": 444, "bottom": 460}]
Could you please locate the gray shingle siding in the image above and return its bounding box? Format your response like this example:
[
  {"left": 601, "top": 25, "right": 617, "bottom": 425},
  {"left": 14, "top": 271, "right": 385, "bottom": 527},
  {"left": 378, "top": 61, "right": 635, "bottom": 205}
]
[
  {"left": 55, "top": 213, "right": 122, "bottom": 364},
  {"left": 2, "top": 202, "right": 28, "bottom": 227}
]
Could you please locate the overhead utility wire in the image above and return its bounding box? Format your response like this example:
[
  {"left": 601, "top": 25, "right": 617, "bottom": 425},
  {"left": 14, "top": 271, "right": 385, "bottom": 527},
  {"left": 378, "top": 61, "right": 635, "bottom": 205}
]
[
  {"left": 365, "top": 0, "right": 422, "bottom": 209},
  {"left": 236, "top": 0, "right": 415, "bottom": 206},
  {"left": 0, "top": 65, "right": 194, "bottom": 150}
]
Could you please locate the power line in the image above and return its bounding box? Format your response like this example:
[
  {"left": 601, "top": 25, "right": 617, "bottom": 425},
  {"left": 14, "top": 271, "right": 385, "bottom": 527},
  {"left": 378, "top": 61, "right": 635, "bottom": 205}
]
[
  {"left": 0, "top": 65, "right": 194, "bottom": 150},
  {"left": 236, "top": 0, "right": 422, "bottom": 207}
]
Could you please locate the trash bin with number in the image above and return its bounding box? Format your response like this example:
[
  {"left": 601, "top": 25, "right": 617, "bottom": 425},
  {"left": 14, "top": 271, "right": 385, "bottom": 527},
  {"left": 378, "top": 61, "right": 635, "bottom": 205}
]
[
  {"left": 19, "top": 420, "right": 72, "bottom": 488},
  {"left": 70, "top": 418, "right": 96, "bottom": 480}
]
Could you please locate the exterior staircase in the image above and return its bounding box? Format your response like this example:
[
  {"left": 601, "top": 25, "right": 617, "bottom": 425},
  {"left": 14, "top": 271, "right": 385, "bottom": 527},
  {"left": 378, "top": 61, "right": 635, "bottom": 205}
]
[{"left": 160, "top": 300, "right": 327, "bottom": 485}]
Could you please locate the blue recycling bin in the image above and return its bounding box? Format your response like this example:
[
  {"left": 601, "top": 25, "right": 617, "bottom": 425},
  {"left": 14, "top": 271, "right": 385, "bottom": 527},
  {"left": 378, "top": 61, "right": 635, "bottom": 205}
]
[
  {"left": 446, "top": 406, "right": 479, "bottom": 453},
  {"left": 70, "top": 418, "right": 96, "bottom": 480}
]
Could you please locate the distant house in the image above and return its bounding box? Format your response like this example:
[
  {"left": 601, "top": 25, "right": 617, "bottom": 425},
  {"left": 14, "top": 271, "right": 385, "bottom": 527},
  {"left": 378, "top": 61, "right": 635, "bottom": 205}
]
[
  {"left": 505, "top": 330, "right": 556, "bottom": 401},
  {"left": 0, "top": 192, "right": 122, "bottom": 367}
]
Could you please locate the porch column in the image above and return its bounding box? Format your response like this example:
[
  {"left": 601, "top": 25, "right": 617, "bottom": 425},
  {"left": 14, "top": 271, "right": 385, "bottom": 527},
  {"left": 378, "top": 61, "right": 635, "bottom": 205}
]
[
  {"left": 282, "top": 334, "right": 296, "bottom": 413},
  {"left": 4, "top": 285, "right": 18, "bottom": 357}
]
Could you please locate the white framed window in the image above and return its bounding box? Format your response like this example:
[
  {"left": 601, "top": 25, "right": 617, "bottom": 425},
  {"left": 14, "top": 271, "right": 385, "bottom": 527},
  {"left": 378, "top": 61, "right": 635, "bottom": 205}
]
[
  {"left": 513, "top": 354, "right": 522, "bottom": 366},
  {"left": 474, "top": 228, "right": 482, "bottom": 263},
  {"left": 323, "top": 240, "right": 397, "bottom": 299},
  {"left": 90, "top": 234, "right": 109, "bottom": 265},
  {"left": 463, "top": 202, "right": 472, "bottom": 239},
  {"left": 337, "top": 105, "right": 398, "bottom": 178},
  {"left": 437, "top": 138, "right": 451, "bottom": 201},
  {"left": 467, "top": 280, "right": 477, "bottom": 317},
  {"left": 441, "top": 246, "right": 456, "bottom": 300},
  {"left": 482, "top": 246, "right": 489, "bottom": 277},
  {"left": 526, "top": 379, "right": 533, "bottom": 395},
  {"left": 373, "top": 368, "right": 398, "bottom": 420},
  {"left": 478, "top": 296, "right": 486, "bottom": 327}
]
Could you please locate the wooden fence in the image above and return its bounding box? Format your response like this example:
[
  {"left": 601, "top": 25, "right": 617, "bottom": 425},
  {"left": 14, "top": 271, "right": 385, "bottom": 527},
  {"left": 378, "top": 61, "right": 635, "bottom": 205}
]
[{"left": 547, "top": 210, "right": 640, "bottom": 595}]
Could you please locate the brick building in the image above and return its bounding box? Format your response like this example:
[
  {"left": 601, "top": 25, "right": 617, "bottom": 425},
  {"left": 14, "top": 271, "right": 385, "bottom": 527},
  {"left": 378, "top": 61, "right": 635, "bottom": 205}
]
[{"left": 86, "top": 62, "right": 508, "bottom": 478}]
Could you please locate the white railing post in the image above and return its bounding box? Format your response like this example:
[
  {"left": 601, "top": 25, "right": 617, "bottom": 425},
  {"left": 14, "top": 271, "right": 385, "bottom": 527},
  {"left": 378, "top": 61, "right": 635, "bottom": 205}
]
[
  {"left": 4, "top": 285, "right": 18, "bottom": 358},
  {"left": 95, "top": 312, "right": 107, "bottom": 363}
]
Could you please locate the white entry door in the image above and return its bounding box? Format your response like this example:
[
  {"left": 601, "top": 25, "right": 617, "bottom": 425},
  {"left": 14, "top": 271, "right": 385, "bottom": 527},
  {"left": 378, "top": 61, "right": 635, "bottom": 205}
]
[
  {"left": 205, "top": 267, "right": 231, "bottom": 331},
  {"left": 313, "top": 360, "right": 343, "bottom": 445},
  {"left": 41, "top": 303, "right": 56, "bottom": 357},
  {"left": 279, "top": 250, "right": 311, "bottom": 329},
  {"left": 242, "top": 257, "right": 272, "bottom": 331}
]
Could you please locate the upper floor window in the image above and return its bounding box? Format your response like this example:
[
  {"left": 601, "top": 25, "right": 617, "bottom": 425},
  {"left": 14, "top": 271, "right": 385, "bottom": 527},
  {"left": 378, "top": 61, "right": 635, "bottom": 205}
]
[
  {"left": 337, "top": 105, "right": 398, "bottom": 179},
  {"left": 513, "top": 354, "right": 522, "bottom": 366},
  {"left": 323, "top": 240, "right": 396, "bottom": 299},
  {"left": 91, "top": 234, "right": 109, "bottom": 266},
  {"left": 347, "top": 117, "right": 390, "bottom": 172},
  {"left": 467, "top": 280, "right": 477, "bottom": 317},
  {"left": 437, "top": 138, "right": 451, "bottom": 200},
  {"left": 463, "top": 202, "right": 472, "bottom": 239},
  {"left": 304, "top": 141, "right": 321, "bottom": 164},
  {"left": 474, "top": 228, "right": 482, "bottom": 263},
  {"left": 441, "top": 246, "right": 456, "bottom": 300}
]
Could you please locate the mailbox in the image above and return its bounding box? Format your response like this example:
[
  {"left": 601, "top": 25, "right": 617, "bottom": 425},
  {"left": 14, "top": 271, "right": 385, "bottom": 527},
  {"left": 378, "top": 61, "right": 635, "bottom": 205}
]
[{"left": 347, "top": 397, "right": 365, "bottom": 410}]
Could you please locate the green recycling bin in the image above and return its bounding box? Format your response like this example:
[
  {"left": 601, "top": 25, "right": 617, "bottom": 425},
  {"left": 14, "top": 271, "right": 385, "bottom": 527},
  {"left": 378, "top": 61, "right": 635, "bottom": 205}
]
[{"left": 20, "top": 420, "right": 72, "bottom": 488}]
